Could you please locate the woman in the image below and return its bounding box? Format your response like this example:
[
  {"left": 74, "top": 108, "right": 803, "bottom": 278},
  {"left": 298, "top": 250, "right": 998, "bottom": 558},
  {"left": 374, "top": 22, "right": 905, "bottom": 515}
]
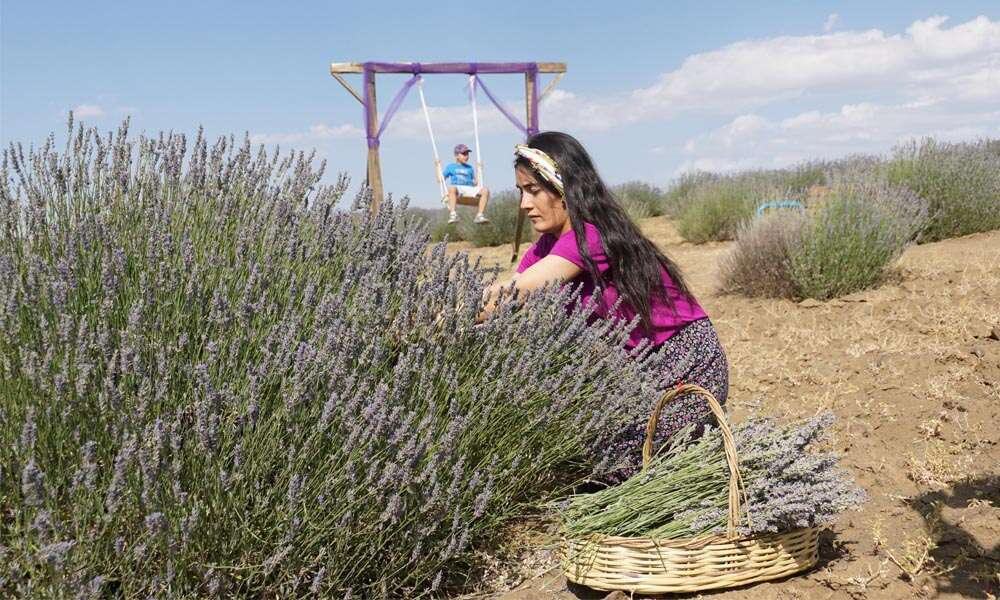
[{"left": 481, "top": 131, "right": 729, "bottom": 482}]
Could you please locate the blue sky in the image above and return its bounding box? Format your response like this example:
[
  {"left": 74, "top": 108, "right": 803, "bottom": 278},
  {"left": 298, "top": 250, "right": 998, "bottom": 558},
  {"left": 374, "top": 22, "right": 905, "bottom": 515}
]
[{"left": 3, "top": 1, "right": 998, "bottom": 208}]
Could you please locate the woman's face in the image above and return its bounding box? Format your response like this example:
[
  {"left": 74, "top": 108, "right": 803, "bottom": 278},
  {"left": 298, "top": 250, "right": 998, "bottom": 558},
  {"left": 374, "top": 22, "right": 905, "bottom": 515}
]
[{"left": 516, "top": 166, "right": 570, "bottom": 236}]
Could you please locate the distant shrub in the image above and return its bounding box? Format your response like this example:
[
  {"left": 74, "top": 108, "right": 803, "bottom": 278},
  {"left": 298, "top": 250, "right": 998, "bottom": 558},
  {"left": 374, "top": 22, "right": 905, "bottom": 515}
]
[
  {"left": 984, "top": 138, "right": 1000, "bottom": 158},
  {"left": 677, "top": 174, "right": 779, "bottom": 243},
  {"left": 666, "top": 163, "right": 825, "bottom": 225},
  {"left": 721, "top": 170, "right": 929, "bottom": 300},
  {"left": 826, "top": 154, "right": 885, "bottom": 178},
  {"left": 457, "top": 191, "right": 530, "bottom": 248},
  {"left": 720, "top": 212, "right": 807, "bottom": 298},
  {"left": 613, "top": 181, "right": 664, "bottom": 221},
  {"left": 663, "top": 171, "right": 717, "bottom": 217},
  {"left": 402, "top": 206, "right": 464, "bottom": 243},
  {"left": 767, "top": 162, "right": 829, "bottom": 194},
  {"left": 789, "top": 172, "right": 928, "bottom": 299},
  {"left": 429, "top": 218, "right": 467, "bottom": 242},
  {"left": 887, "top": 138, "right": 1000, "bottom": 242}
]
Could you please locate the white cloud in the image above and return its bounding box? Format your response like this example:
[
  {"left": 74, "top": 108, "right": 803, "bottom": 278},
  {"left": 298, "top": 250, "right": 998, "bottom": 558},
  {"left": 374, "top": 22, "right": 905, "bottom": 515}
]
[
  {"left": 541, "top": 89, "right": 637, "bottom": 132},
  {"left": 634, "top": 15, "right": 999, "bottom": 117},
  {"left": 823, "top": 13, "right": 840, "bottom": 33},
  {"left": 384, "top": 103, "right": 513, "bottom": 139},
  {"left": 676, "top": 99, "right": 1000, "bottom": 173},
  {"left": 535, "top": 15, "right": 1000, "bottom": 132},
  {"left": 72, "top": 104, "right": 105, "bottom": 119}
]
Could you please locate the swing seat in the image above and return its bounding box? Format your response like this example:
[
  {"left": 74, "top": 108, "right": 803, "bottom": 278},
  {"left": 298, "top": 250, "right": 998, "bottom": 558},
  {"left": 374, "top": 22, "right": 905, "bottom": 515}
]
[
  {"left": 442, "top": 194, "right": 482, "bottom": 207},
  {"left": 441, "top": 184, "right": 483, "bottom": 207}
]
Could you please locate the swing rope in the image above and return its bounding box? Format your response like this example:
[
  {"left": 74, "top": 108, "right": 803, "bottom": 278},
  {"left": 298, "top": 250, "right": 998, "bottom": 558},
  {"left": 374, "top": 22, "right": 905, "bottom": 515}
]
[
  {"left": 416, "top": 76, "right": 448, "bottom": 200},
  {"left": 414, "top": 70, "right": 532, "bottom": 204},
  {"left": 469, "top": 75, "right": 485, "bottom": 189}
]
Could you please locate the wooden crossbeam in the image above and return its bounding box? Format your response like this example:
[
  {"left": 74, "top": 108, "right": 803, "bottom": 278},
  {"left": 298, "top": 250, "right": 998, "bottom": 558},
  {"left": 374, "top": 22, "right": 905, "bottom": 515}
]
[{"left": 330, "top": 62, "right": 566, "bottom": 74}]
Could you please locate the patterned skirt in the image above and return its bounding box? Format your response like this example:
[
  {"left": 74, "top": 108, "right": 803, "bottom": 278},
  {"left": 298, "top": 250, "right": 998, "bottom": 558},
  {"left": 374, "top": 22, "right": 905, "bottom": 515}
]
[{"left": 603, "top": 317, "right": 730, "bottom": 484}]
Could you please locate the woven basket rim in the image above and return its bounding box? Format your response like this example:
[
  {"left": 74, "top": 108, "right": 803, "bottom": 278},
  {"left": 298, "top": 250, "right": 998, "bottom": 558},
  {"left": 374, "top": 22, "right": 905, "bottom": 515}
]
[{"left": 564, "top": 525, "right": 821, "bottom": 550}]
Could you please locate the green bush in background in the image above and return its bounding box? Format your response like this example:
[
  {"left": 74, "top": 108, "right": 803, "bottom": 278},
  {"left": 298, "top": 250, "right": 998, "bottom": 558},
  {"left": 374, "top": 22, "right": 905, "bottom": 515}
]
[
  {"left": 722, "top": 169, "right": 929, "bottom": 300},
  {"left": 663, "top": 171, "right": 718, "bottom": 218},
  {"left": 677, "top": 173, "right": 780, "bottom": 243},
  {"left": 886, "top": 138, "right": 1000, "bottom": 242},
  {"left": 612, "top": 181, "right": 665, "bottom": 221},
  {"left": 457, "top": 191, "right": 531, "bottom": 248},
  {"left": 764, "top": 161, "right": 828, "bottom": 194},
  {"left": 788, "top": 172, "right": 929, "bottom": 300}
]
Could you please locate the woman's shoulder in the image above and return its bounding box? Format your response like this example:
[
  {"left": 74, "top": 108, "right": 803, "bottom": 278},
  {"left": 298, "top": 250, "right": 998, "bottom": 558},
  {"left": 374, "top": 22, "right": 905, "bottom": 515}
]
[
  {"left": 581, "top": 222, "right": 602, "bottom": 242},
  {"left": 576, "top": 223, "right": 606, "bottom": 256},
  {"left": 547, "top": 222, "right": 607, "bottom": 268},
  {"left": 516, "top": 234, "right": 558, "bottom": 273},
  {"left": 555, "top": 222, "right": 601, "bottom": 243}
]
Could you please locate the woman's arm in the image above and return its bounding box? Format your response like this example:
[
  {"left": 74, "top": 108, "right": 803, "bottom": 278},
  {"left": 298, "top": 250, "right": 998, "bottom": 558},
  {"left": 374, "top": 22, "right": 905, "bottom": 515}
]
[{"left": 478, "top": 255, "right": 583, "bottom": 322}]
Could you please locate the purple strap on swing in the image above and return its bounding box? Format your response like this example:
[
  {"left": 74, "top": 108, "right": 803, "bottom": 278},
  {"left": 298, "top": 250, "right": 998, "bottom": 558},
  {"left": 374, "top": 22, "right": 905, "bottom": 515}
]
[
  {"left": 471, "top": 75, "right": 528, "bottom": 136},
  {"left": 363, "top": 62, "right": 541, "bottom": 148},
  {"left": 364, "top": 64, "right": 422, "bottom": 149}
]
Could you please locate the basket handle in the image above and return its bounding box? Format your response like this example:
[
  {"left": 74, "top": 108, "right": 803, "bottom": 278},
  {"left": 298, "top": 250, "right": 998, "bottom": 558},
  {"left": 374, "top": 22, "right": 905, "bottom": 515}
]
[{"left": 641, "top": 383, "right": 748, "bottom": 539}]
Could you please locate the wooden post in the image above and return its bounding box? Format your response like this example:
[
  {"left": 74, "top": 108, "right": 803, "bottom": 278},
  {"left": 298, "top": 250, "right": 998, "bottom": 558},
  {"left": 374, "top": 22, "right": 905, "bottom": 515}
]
[
  {"left": 510, "top": 68, "right": 539, "bottom": 264},
  {"left": 364, "top": 70, "right": 385, "bottom": 214}
]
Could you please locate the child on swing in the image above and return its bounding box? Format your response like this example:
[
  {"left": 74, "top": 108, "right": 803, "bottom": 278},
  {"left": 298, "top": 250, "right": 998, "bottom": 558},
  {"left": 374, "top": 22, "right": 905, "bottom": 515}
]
[{"left": 442, "top": 143, "right": 491, "bottom": 224}]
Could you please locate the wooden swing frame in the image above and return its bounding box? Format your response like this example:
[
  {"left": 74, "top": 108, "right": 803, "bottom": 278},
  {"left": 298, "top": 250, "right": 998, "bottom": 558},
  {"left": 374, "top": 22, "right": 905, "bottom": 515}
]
[{"left": 329, "top": 61, "right": 566, "bottom": 262}]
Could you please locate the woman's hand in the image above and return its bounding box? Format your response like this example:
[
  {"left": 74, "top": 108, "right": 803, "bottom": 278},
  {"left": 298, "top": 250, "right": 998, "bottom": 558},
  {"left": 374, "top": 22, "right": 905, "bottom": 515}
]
[{"left": 477, "top": 255, "right": 583, "bottom": 322}]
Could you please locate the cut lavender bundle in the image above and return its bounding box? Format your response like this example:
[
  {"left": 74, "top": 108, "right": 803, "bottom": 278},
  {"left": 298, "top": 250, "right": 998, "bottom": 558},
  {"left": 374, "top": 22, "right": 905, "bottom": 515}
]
[{"left": 561, "top": 412, "right": 865, "bottom": 539}]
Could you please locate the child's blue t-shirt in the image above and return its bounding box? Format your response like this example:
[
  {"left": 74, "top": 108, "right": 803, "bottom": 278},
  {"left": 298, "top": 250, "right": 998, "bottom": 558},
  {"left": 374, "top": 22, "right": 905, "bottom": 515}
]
[{"left": 442, "top": 162, "right": 475, "bottom": 186}]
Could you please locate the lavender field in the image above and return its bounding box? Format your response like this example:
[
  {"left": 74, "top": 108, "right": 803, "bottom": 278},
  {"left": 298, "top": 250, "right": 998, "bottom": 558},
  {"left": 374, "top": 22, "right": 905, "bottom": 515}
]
[{"left": 3, "top": 120, "right": 999, "bottom": 599}]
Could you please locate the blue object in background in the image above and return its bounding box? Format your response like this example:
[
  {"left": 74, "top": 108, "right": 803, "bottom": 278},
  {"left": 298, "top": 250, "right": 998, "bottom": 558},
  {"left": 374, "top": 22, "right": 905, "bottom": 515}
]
[{"left": 756, "top": 199, "right": 805, "bottom": 217}]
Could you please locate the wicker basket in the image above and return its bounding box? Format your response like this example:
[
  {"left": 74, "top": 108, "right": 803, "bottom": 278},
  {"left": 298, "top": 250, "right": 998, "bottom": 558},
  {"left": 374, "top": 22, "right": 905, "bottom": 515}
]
[{"left": 562, "top": 384, "right": 820, "bottom": 594}]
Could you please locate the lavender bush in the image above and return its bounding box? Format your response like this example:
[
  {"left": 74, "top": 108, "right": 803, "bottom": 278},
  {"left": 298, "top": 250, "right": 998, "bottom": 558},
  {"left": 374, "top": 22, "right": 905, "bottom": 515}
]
[
  {"left": 789, "top": 171, "right": 928, "bottom": 299},
  {"left": 720, "top": 211, "right": 807, "bottom": 298},
  {"left": 887, "top": 138, "right": 1000, "bottom": 242},
  {"left": 0, "top": 119, "right": 664, "bottom": 597},
  {"left": 720, "top": 167, "right": 928, "bottom": 300}
]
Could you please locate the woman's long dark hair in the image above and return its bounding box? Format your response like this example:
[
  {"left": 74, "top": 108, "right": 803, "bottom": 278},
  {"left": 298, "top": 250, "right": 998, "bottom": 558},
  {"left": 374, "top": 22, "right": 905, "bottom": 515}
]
[{"left": 516, "top": 131, "right": 692, "bottom": 334}]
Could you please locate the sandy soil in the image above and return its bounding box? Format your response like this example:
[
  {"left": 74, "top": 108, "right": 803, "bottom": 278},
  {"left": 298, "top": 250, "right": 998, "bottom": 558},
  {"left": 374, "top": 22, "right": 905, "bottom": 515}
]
[{"left": 450, "top": 218, "right": 1000, "bottom": 600}]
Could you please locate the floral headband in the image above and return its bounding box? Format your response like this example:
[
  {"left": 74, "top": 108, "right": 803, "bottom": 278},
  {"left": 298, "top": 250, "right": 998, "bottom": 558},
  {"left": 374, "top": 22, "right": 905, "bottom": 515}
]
[{"left": 514, "top": 144, "right": 563, "bottom": 196}]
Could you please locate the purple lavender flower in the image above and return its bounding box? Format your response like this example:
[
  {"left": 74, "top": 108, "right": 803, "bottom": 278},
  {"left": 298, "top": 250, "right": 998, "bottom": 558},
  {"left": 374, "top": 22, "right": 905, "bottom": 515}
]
[
  {"left": 145, "top": 512, "right": 167, "bottom": 536},
  {"left": 37, "top": 540, "right": 75, "bottom": 569},
  {"left": 19, "top": 408, "right": 37, "bottom": 452},
  {"left": 21, "top": 459, "right": 46, "bottom": 506}
]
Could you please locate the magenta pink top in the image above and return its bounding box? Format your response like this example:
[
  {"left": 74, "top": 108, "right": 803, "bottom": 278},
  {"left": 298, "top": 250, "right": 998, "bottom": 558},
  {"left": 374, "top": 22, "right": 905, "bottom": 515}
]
[{"left": 516, "top": 223, "right": 707, "bottom": 348}]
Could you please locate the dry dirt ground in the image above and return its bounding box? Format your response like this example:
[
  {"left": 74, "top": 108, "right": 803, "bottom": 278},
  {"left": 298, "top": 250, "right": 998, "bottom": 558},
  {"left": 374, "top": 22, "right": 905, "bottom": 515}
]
[{"left": 448, "top": 218, "right": 1000, "bottom": 600}]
